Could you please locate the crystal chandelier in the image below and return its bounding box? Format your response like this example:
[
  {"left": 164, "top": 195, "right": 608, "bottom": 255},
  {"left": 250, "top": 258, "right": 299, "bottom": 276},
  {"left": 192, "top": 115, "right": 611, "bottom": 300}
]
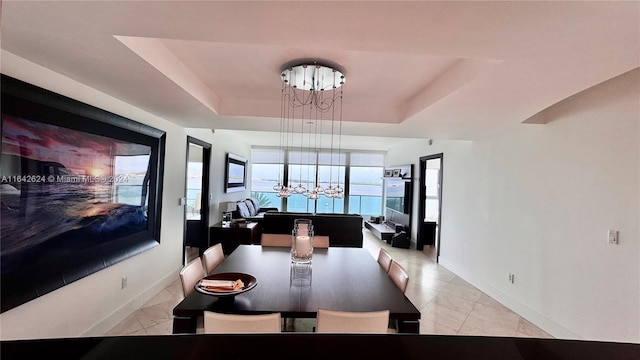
[{"left": 273, "top": 60, "right": 345, "bottom": 200}]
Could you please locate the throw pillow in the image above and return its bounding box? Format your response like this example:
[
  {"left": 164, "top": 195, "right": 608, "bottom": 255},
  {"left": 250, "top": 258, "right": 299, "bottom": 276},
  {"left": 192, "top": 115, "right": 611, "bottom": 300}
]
[
  {"left": 248, "top": 197, "right": 261, "bottom": 212},
  {"left": 244, "top": 199, "right": 257, "bottom": 217},
  {"left": 236, "top": 201, "right": 251, "bottom": 218}
]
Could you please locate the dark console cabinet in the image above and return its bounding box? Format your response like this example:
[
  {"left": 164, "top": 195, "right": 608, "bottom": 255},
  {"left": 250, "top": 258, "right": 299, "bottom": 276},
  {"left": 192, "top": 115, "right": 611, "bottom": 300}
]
[
  {"left": 417, "top": 221, "right": 437, "bottom": 250},
  {"left": 186, "top": 219, "right": 208, "bottom": 254},
  {"left": 209, "top": 222, "right": 259, "bottom": 255}
]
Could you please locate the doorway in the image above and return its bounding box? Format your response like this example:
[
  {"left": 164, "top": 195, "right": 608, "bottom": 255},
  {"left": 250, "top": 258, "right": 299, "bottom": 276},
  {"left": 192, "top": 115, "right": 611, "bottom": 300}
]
[
  {"left": 417, "top": 154, "right": 443, "bottom": 262},
  {"left": 183, "top": 136, "right": 211, "bottom": 265}
]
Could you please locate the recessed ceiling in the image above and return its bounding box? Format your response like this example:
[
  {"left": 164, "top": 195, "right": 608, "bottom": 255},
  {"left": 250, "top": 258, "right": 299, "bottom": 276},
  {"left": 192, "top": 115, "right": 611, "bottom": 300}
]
[{"left": 1, "top": 1, "right": 638, "bottom": 147}]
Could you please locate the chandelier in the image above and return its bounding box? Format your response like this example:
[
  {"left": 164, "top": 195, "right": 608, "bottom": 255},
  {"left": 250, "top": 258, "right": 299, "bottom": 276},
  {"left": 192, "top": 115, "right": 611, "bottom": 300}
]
[{"left": 273, "top": 60, "right": 345, "bottom": 200}]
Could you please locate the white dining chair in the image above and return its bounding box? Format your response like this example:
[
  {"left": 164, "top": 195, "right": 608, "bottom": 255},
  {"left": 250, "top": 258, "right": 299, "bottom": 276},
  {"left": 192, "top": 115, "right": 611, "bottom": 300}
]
[
  {"left": 315, "top": 308, "right": 390, "bottom": 334},
  {"left": 179, "top": 257, "right": 205, "bottom": 298},
  {"left": 203, "top": 312, "right": 282, "bottom": 333},
  {"left": 377, "top": 248, "right": 393, "bottom": 273},
  {"left": 202, "top": 243, "right": 224, "bottom": 275},
  {"left": 388, "top": 260, "right": 409, "bottom": 294}
]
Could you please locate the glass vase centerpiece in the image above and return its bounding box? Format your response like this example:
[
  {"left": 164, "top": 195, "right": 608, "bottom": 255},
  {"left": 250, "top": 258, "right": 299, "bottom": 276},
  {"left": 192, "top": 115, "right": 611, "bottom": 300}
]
[{"left": 291, "top": 219, "right": 313, "bottom": 264}]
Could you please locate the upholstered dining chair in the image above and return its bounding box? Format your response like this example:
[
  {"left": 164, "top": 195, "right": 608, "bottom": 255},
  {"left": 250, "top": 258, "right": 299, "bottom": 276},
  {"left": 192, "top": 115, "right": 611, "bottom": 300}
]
[
  {"left": 260, "top": 233, "right": 291, "bottom": 247},
  {"left": 179, "top": 257, "right": 205, "bottom": 298},
  {"left": 202, "top": 243, "right": 224, "bottom": 275},
  {"left": 377, "top": 248, "right": 393, "bottom": 273},
  {"left": 316, "top": 309, "right": 390, "bottom": 334},
  {"left": 312, "top": 235, "right": 329, "bottom": 248},
  {"left": 388, "top": 260, "right": 409, "bottom": 294},
  {"left": 203, "top": 312, "right": 282, "bottom": 333},
  {"left": 261, "top": 233, "right": 330, "bottom": 248},
  {"left": 179, "top": 257, "right": 206, "bottom": 333}
]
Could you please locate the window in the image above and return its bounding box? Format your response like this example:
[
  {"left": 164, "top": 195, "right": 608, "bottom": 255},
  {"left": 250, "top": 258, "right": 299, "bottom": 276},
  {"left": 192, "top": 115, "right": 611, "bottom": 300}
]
[
  {"left": 348, "top": 153, "right": 384, "bottom": 217},
  {"left": 348, "top": 166, "right": 383, "bottom": 217},
  {"left": 287, "top": 163, "right": 317, "bottom": 213},
  {"left": 425, "top": 167, "right": 440, "bottom": 222},
  {"left": 316, "top": 164, "right": 345, "bottom": 213},
  {"left": 250, "top": 149, "right": 284, "bottom": 210},
  {"left": 185, "top": 161, "right": 202, "bottom": 219},
  {"left": 251, "top": 148, "right": 384, "bottom": 214},
  {"left": 315, "top": 151, "right": 346, "bottom": 214}
]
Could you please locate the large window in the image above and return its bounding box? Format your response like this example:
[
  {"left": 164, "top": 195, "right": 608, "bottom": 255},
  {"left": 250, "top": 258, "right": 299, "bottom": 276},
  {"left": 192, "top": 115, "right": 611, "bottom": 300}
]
[
  {"left": 348, "top": 153, "right": 384, "bottom": 217},
  {"left": 287, "top": 162, "right": 317, "bottom": 213},
  {"left": 250, "top": 149, "right": 284, "bottom": 210},
  {"left": 315, "top": 164, "right": 346, "bottom": 213},
  {"left": 251, "top": 148, "right": 384, "bottom": 214}
]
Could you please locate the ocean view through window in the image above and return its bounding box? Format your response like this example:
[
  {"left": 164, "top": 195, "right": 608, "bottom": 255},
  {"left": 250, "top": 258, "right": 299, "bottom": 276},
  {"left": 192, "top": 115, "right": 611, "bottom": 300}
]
[{"left": 251, "top": 149, "right": 384, "bottom": 216}]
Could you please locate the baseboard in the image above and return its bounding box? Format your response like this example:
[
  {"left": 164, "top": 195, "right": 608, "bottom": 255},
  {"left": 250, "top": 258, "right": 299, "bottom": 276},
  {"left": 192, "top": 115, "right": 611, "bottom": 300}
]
[
  {"left": 82, "top": 267, "right": 181, "bottom": 337},
  {"left": 438, "top": 257, "right": 581, "bottom": 340}
]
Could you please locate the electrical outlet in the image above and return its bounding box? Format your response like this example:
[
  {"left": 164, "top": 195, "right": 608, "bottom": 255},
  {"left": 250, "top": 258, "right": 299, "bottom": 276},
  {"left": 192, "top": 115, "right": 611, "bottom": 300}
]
[
  {"left": 607, "top": 230, "right": 619, "bottom": 245},
  {"left": 121, "top": 277, "right": 128, "bottom": 289},
  {"left": 508, "top": 273, "right": 515, "bottom": 284}
]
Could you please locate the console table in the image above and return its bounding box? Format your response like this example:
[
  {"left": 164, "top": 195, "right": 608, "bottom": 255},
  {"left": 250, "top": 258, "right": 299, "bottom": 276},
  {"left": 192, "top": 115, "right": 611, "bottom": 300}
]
[
  {"left": 209, "top": 222, "right": 259, "bottom": 255},
  {"left": 365, "top": 220, "right": 410, "bottom": 248},
  {"left": 364, "top": 221, "right": 396, "bottom": 243}
]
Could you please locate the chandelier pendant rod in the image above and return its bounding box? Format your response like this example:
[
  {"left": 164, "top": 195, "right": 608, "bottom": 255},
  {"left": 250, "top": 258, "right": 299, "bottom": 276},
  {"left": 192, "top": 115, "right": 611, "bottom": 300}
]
[
  {"left": 335, "top": 85, "right": 344, "bottom": 198},
  {"left": 288, "top": 88, "right": 295, "bottom": 193},
  {"left": 315, "top": 95, "right": 323, "bottom": 195}
]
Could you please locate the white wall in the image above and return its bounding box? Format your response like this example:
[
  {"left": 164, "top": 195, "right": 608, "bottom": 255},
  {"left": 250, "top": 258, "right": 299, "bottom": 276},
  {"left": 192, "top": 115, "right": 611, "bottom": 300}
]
[
  {"left": 0, "top": 52, "right": 187, "bottom": 340},
  {"left": 185, "top": 128, "right": 252, "bottom": 225},
  {"left": 386, "top": 139, "right": 473, "bottom": 246},
  {"left": 388, "top": 69, "right": 640, "bottom": 342}
]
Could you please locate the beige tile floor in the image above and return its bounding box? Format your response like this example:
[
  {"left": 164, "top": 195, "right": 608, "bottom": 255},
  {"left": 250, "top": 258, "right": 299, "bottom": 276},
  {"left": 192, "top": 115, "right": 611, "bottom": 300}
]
[{"left": 106, "top": 229, "right": 552, "bottom": 338}]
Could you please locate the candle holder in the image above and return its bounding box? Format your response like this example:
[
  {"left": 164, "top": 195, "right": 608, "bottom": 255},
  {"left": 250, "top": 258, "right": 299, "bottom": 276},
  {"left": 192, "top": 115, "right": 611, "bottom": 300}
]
[
  {"left": 291, "top": 219, "right": 313, "bottom": 263},
  {"left": 290, "top": 262, "right": 312, "bottom": 288}
]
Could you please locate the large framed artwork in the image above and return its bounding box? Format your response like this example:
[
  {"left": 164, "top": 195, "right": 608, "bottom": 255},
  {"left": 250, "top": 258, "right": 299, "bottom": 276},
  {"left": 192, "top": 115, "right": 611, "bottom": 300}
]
[{"left": 0, "top": 75, "right": 166, "bottom": 312}]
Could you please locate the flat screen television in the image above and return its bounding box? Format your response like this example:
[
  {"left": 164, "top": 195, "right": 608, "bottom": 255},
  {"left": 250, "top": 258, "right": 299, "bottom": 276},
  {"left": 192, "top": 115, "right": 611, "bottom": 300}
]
[
  {"left": 225, "top": 153, "right": 246, "bottom": 193},
  {"left": 0, "top": 75, "right": 165, "bottom": 312}
]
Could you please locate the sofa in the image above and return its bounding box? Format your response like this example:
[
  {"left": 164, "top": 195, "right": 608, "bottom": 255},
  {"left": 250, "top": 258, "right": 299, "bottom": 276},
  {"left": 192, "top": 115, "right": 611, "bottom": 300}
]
[
  {"left": 230, "top": 197, "right": 278, "bottom": 221},
  {"left": 261, "top": 212, "right": 364, "bottom": 248}
]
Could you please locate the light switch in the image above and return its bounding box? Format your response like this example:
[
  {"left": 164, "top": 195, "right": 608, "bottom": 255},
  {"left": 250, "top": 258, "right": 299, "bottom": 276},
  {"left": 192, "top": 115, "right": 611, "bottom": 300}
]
[{"left": 607, "top": 230, "right": 619, "bottom": 245}]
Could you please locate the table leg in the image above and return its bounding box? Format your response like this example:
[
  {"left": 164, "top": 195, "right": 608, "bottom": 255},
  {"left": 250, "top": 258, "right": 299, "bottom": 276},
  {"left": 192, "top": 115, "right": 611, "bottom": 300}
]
[
  {"left": 397, "top": 320, "right": 420, "bottom": 334},
  {"left": 172, "top": 316, "right": 197, "bottom": 334}
]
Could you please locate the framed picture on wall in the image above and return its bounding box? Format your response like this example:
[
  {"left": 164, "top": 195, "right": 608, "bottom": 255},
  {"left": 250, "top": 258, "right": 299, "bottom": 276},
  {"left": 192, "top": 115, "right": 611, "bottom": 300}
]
[
  {"left": 225, "top": 153, "right": 247, "bottom": 193},
  {"left": 0, "top": 74, "right": 165, "bottom": 313},
  {"left": 392, "top": 169, "right": 401, "bottom": 177},
  {"left": 384, "top": 169, "right": 393, "bottom": 177}
]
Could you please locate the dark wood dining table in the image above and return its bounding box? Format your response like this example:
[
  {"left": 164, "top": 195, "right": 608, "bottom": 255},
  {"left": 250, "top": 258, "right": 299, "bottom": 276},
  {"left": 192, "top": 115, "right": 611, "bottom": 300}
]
[{"left": 172, "top": 245, "right": 421, "bottom": 334}]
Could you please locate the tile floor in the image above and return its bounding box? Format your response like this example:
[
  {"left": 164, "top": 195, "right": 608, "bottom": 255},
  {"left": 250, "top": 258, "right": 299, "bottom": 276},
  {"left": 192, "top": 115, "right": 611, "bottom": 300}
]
[{"left": 106, "top": 229, "right": 552, "bottom": 338}]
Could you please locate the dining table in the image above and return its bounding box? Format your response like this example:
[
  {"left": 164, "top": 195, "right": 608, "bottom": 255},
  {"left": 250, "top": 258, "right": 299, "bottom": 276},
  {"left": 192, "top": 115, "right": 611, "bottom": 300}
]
[{"left": 172, "top": 244, "right": 421, "bottom": 334}]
